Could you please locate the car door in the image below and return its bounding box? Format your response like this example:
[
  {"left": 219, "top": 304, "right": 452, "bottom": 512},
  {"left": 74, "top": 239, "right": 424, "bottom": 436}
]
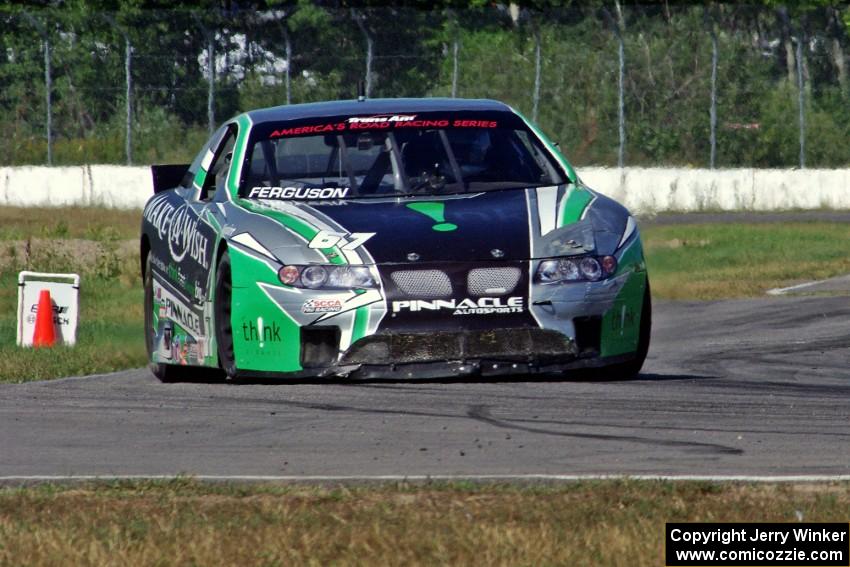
[{"left": 177, "top": 123, "right": 238, "bottom": 307}]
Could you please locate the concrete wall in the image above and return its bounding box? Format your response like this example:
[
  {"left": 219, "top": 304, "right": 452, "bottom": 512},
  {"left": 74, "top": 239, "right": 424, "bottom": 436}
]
[
  {"left": 1, "top": 165, "right": 152, "bottom": 209},
  {"left": 1, "top": 165, "right": 848, "bottom": 212},
  {"left": 579, "top": 167, "right": 850, "bottom": 213}
]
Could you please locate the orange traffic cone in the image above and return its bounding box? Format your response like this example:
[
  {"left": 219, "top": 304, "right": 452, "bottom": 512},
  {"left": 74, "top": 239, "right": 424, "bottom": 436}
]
[{"left": 32, "top": 289, "right": 56, "bottom": 348}]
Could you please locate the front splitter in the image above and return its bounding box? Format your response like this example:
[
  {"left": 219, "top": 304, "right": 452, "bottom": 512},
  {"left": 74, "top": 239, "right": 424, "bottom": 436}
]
[{"left": 235, "top": 352, "right": 636, "bottom": 381}]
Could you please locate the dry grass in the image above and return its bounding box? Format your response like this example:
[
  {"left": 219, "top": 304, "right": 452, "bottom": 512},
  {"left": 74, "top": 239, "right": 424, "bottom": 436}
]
[
  {"left": 0, "top": 480, "right": 848, "bottom": 566},
  {"left": 0, "top": 206, "right": 141, "bottom": 241}
]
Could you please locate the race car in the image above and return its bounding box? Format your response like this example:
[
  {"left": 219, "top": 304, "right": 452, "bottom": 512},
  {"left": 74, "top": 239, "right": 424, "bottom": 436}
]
[{"left": 140, "top": 98, "right": 650, "bottom": 381}]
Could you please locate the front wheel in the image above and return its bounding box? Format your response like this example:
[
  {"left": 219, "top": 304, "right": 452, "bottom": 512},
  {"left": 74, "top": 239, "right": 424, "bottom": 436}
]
[{"left": 215, "top": 250, "right": 238, "bottom": 380}]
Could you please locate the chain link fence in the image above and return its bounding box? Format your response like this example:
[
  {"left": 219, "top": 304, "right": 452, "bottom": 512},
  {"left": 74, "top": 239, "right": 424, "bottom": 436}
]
[{"left": 1, "top": 5, "right": 848, "bottom": 168}]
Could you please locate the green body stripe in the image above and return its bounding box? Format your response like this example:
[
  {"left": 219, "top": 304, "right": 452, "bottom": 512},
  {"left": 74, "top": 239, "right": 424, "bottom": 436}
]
[
  {"left": 613, "top": 234, "right": 645, "bottom": 276},
  {"left": 229, "top": 247, "right": 303, "bottom": 372},
  {"left": 559, "top": 187, "right": 594, "bottom": 226},
  {"left": 204, "top": 210, "right": 221, "bottom": 231},
  {"left": 227, "top": 114, "right": 253, "bottom": 198},
  {"left": 511, "top": 108, "right": 578, "bottom": 184},
  {"left": 600, "top": 270, "right": 647, "bottom": 357},
  {"left": 193, "top": 163, "right": 208, "bottom": 189},
  {"left": 600, "top": 234, "right": 647, "bottom": 357},
  {"left": 238, "top": 201, "right": 345, "bottom": 264},
  {"left": 351, "top": 306, "right": 370, "bottom": 343}
]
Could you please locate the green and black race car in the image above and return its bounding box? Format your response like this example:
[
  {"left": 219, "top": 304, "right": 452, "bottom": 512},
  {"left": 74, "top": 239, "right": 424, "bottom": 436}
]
[{"left": 141, "top": 98, "right": 650, "bottom": 381}]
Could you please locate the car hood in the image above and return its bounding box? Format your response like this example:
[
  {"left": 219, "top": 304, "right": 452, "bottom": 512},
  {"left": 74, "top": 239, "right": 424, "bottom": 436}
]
[
  {"left": 311, "top": 189, "right": 537, "bottom": 263},
  {"left": 238, "top": 185, "right": 625, "bottom": 265}
]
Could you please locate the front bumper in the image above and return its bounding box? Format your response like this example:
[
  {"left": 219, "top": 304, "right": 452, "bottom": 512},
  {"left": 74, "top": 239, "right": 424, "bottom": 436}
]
[{"left": 233, "top": 327, "right": 635, "bottom": 380}]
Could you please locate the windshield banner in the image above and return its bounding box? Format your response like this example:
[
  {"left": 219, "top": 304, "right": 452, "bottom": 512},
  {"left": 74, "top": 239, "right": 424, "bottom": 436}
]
[{"left": 257, "top": 110, "right": 522, "bottom": 140}]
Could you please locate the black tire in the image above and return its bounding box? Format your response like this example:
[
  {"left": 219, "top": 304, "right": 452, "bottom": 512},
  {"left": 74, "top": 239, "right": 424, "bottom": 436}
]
[
  {"left": 215, "top": 250, "right": 238, "bottom": 380},
  {"left": 604, "top": 279, "right": 652, "bottom": 379}
]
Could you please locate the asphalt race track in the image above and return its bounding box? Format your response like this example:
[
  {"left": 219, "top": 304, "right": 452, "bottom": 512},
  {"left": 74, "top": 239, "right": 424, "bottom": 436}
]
[{"left": 1, "top": 295, "right": 848, "bottom": 479}]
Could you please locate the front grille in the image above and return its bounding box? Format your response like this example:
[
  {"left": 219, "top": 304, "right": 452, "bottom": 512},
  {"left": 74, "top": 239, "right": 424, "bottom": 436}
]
[
  {"left": 390, "top": 269, "right": 452, "bottom": 298},
  {"left": 467, "top": 267, "right": 522, "bottom": 296}
]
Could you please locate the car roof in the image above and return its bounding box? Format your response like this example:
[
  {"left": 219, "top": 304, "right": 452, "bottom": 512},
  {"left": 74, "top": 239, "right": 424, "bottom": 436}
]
[{"left": 244, "top": 98, "right": 514, "bottom": 125}]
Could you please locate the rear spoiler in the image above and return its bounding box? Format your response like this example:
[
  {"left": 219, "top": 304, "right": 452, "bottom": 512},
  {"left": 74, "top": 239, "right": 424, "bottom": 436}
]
[{"left": 150, "top": 164, "right": 190, "bottom": 194}]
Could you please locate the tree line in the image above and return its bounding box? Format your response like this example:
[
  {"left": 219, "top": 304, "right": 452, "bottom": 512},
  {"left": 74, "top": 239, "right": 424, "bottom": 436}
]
[{"left": 0, "top": 1, "right": 848, "bottom": 167}]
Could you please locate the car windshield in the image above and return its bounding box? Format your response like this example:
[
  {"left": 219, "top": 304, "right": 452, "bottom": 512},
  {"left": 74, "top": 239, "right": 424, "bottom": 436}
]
[{"left": 240, "top": 114, "right": 566, "bottom": 200}]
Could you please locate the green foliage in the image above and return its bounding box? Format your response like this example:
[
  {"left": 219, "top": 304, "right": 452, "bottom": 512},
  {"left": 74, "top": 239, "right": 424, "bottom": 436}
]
[{"left": 0, "top": 4, "right": 848, "bottom": 167}]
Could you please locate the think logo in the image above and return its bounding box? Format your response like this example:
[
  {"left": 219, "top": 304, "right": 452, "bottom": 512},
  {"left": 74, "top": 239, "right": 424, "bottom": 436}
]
[{"left": 242, "top": 320, "right": 282, "bottom": 342}]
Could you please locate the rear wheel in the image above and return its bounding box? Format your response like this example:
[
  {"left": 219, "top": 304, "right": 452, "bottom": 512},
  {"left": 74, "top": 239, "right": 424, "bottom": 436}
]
[{"left": 215, "top": 251, "right": 238, "bottom": 380}]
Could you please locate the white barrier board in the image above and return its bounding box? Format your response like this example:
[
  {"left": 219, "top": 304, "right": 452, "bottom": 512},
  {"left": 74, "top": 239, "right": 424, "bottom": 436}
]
[
  {"left": 17, "top": 272, "right": 80, "bottom": 347},
  {"left": 1, "top": 165, "right": 849, "bottom": 212}
]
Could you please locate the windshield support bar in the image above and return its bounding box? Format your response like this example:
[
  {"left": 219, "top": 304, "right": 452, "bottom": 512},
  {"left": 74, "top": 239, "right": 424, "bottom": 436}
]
[
  {"left": 259, "top": 140, "right": 280, "bottom": 185},
  {"left": 386, "top": 132, "right": 409, "bottom": 193},
  {"left": 335, "top": 135, "right": 359, "bottom": 192},
  {"left": 438, "top": 130, "right": 465, "bottom": 191}
]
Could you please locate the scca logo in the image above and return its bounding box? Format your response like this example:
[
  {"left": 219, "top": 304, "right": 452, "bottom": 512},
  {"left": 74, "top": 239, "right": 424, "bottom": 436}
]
[{"left": 302, "top": 299, "right": 342, "bottom": 314}]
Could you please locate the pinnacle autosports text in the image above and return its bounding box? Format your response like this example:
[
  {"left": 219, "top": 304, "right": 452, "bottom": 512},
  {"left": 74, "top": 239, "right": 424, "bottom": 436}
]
[
  {"left": 392, "top": 297, "right": 524, "bottom": 315},
  {"left": 154, "top": 280, "right": 203, "bottom": 336},
  {"left": 248, "top": 186, "right": 350, "bottom": 200}
]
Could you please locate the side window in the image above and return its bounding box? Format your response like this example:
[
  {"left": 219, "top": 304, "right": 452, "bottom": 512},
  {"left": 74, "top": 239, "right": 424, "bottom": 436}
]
[
  {"left": 181, "top": 125, "right": 226, "bottom": 188},
  {"left": 201, "top": 125, "right": 237, "bottom": 200}
]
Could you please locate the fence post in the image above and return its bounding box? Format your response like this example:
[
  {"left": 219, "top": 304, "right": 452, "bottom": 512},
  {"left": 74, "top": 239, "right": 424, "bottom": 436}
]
[
  {"left": 125, "top": 36, "right": 133, "bottom": 165},
  {"left": 352, "top": 9, "right": 373, "bottom": 98},
  {"left": 103, "top": 15, "right": 133, "bottom": 165},
  {"left": 23, "top": 13, "right": 52, "bottom": 166},
  {"left": 532, "top": 27, "right": 541, "bottom": 123},
  {"left": 44, "top": 37, "right": 52, "bottom": 166},
  {"left": 193, "top": 14, "right": 216, "bottom": 135},
  {"left": 710, "top": 30, "right": 718, "bottom": 169},
  {"left": 603, "top": 8, "right": 625, "bottom": 169},
  {"left": 207, "top": 34, "right": 215, "bottom": 135},
  {"left": 796, "top": 24, "right": 806, "bottom": 169},
  {"left": 705, "top": 9, "right": 718, "bottom": 169},
  {"left": 451, "top": 37, "right": 459, "bottom": 98},
  {"left": 284, "top": 24, "right": 292, "bottom": 105}
]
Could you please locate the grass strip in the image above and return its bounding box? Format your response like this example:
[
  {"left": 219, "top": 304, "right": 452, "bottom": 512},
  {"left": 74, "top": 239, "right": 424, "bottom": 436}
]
[
  {"left": 644, "top": 221, "right": 850, "bottom": 300},
  {"left": 0, "top": 479, "right": 848, "bottom": 566}
]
